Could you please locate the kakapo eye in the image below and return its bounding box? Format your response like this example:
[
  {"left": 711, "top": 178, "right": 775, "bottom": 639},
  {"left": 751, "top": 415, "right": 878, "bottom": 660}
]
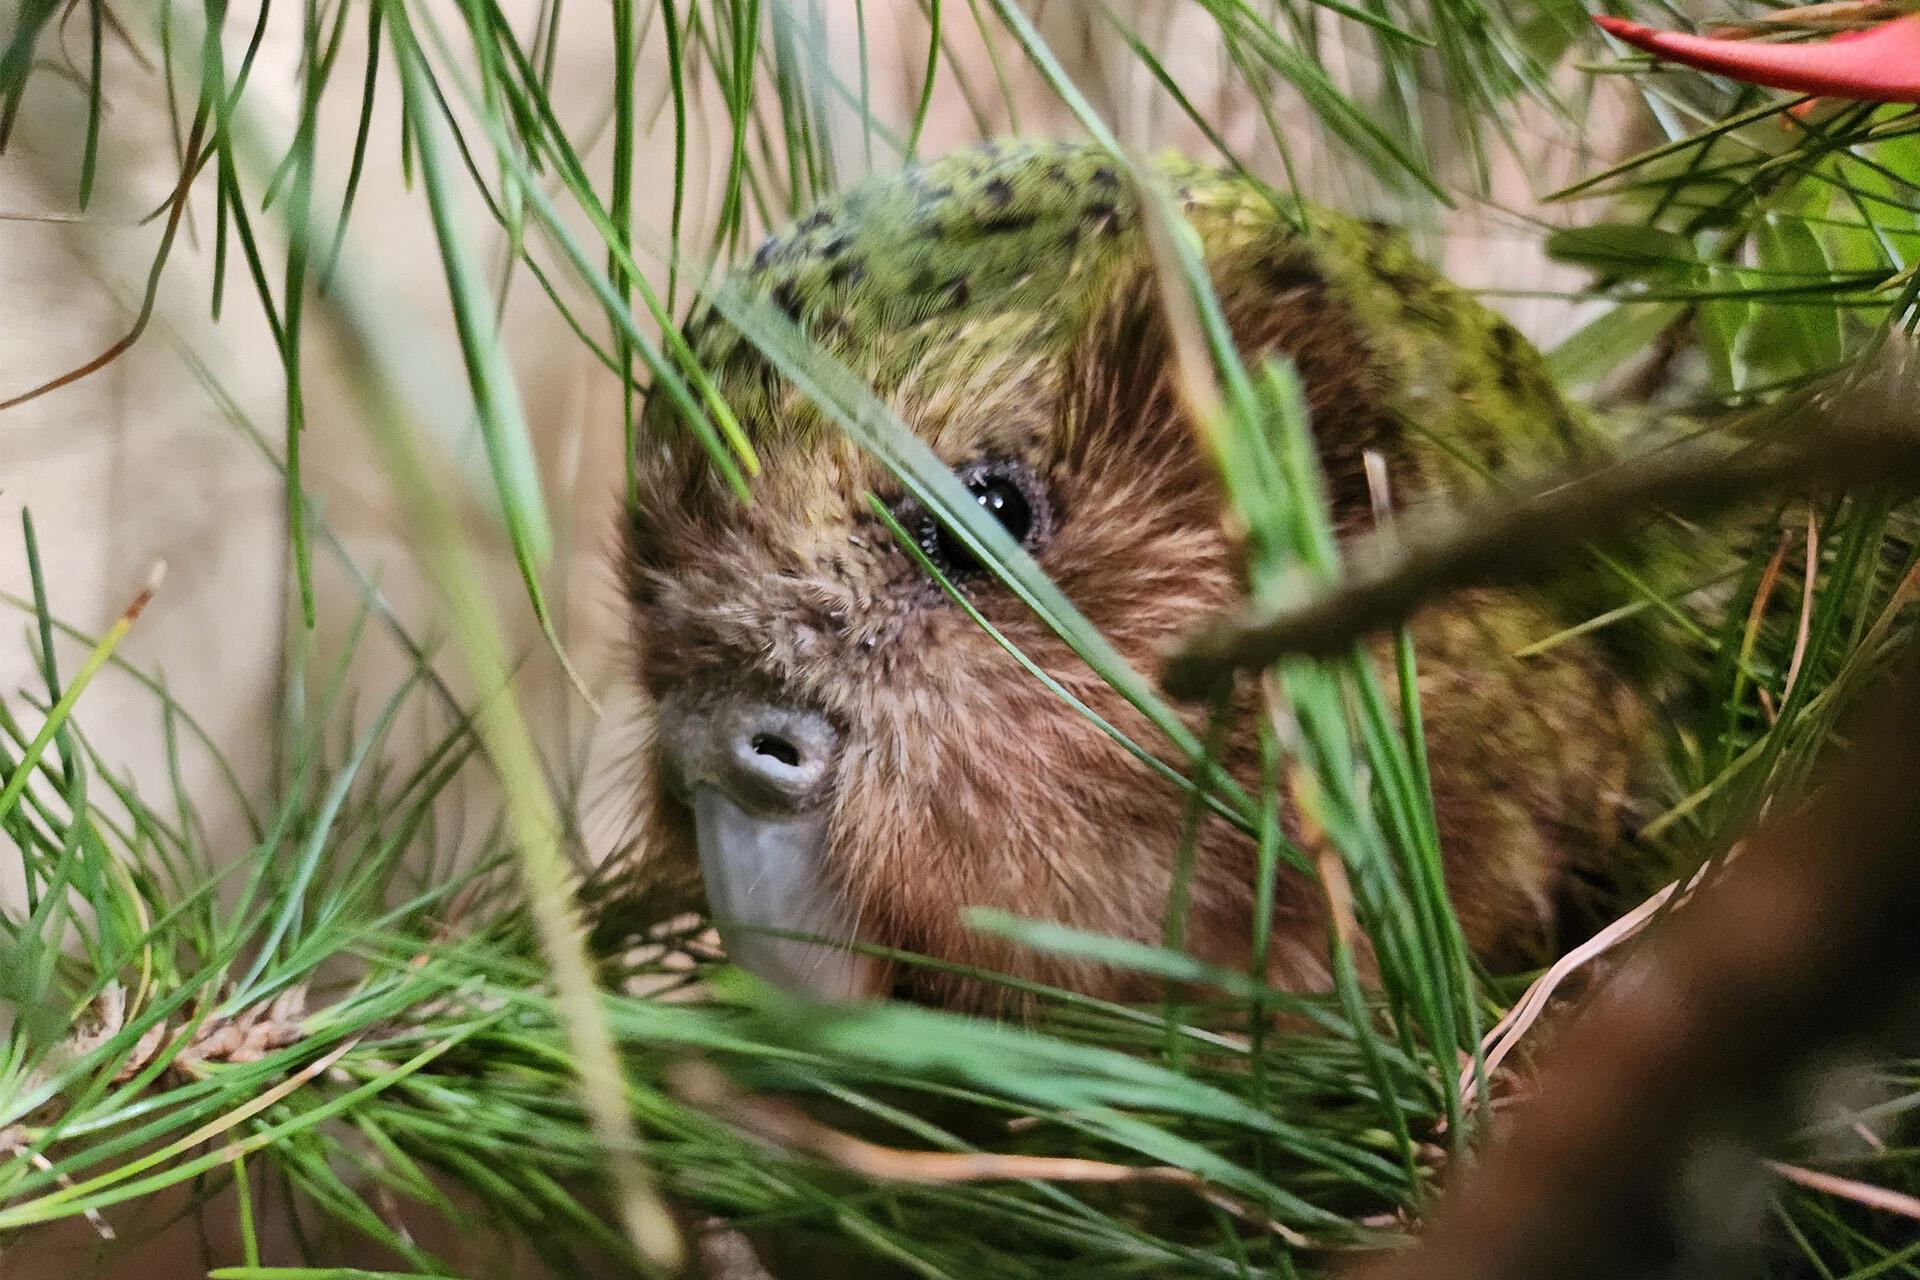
[{"left": 909, "top": 459, "right": 1052, "bottom": 580}]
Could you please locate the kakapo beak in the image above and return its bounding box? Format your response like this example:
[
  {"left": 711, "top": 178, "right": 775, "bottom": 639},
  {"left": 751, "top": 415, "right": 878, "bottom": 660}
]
[
  {"left": 1595, "top": 13, "right": 1920, "bottom": 103},
  {"left": 692, "top": 785, "right": 879, "bottom": 1000}
]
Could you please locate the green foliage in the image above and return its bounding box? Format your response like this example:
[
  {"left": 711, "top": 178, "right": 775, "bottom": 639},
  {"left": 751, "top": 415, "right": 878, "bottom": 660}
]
[{"left": 4, "top": 1, "right": 1920, "bottom": 1277}]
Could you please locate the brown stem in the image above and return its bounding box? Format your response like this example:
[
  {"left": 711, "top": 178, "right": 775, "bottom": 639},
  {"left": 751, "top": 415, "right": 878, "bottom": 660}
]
[{"left": 1162, "top": 418, "right": 1920, "bottom": 698}]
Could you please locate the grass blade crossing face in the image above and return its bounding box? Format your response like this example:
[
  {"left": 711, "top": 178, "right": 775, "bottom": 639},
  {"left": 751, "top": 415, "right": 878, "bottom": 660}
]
[{"left": 616, "top": 143, "right": 1652, "bottom": 1025}]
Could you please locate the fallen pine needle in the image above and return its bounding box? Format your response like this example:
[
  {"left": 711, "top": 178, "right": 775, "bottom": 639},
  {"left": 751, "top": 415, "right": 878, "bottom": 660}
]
[
  {"left": 1768, "top": 1160, "right": 1920, "bottom": 1221},
  {"left": 1461, "top": 856, "right": 1721, "bottom": 1110},
  {"left": 670, "top": 1063, "right": 1311, "bottom": 1246}
]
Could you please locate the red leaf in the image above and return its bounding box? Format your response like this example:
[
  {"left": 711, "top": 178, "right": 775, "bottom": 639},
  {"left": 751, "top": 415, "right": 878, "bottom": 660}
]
[{"left": 1595, "top": 12, "right": 1920, "bottom": 103}]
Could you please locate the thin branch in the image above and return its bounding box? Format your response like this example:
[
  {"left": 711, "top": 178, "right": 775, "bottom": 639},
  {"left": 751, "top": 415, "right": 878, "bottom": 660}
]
[{"left": 1163, "top": 415, "right": 1920, "bottom": 698}]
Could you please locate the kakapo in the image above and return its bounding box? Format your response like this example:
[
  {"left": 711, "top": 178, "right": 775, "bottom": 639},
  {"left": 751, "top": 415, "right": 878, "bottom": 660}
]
[{"left": 612, "top": 141, "right": 1653, "bottom": 1010}]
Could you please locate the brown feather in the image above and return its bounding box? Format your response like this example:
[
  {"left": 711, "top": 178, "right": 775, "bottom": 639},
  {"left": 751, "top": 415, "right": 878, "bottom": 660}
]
[{"left": 605, "top": 147, "right": 1645, "bottom": 1011}]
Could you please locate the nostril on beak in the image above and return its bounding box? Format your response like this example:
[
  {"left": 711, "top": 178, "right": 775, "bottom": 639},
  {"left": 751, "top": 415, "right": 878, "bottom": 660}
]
[
  {"left": 656, "top": 687, "right": 841, "bottom": 817},
  {"left": 750, "top": 732, "right": 802, "bottom": 769},
  {"left": 726, "top": 708, "right": 835, "bottom": 812}
]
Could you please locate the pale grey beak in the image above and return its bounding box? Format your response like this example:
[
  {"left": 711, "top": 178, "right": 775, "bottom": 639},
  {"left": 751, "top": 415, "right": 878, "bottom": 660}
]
[
  {"left": 656, "top": 686, "right": 876, "bottom": 1000},
  {"left": 692, "top": 786, "right": 875, "bottom": 1000}
]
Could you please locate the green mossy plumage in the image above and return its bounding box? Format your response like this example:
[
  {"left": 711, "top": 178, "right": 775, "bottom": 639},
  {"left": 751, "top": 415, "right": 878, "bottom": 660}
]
[
  {"left": 702, "top": 140, "right": 1593, "bottom": 482},
  {"left": 682, "top": 139, "right": 1681, "bottom": 694}
]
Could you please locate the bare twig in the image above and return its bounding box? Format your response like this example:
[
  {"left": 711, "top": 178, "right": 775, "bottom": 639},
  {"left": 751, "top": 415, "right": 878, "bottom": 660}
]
[{"left": 1163, "top": 421, "right": 1920, "bottom": 697}]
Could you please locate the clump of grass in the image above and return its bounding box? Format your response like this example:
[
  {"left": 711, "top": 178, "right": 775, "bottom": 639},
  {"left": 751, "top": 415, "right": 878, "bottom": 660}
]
[{"left": 4, "top": 2, "right": 1920, "bottom": 1277}]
